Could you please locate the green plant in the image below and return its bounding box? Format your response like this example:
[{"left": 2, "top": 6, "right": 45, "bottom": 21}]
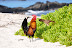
[{"left": 15, "top": 4, "right": 72, "bottom": 46}]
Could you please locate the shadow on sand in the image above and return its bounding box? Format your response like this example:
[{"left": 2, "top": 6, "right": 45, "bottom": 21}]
[{"left": 35, "top": 38, "right": 41, "bottom": 41}]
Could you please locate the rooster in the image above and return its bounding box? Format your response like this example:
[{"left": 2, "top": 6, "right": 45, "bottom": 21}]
[
  {"left": 39, "top": 19, "right": 55, "bottom": 26},
  {"left": 22, "top": 15, "right": 37, "bottom": 42}
]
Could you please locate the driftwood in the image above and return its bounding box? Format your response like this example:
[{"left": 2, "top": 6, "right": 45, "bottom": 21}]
[{"left": 39, "top": 19, "right": 55, "bottom": 26}]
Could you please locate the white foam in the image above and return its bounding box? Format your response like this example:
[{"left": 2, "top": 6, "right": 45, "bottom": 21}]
[{"left": 25, "top": 10, "right": 55, "bottom": 16}]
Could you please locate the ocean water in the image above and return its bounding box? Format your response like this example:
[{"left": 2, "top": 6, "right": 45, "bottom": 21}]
[
  {"left": 0, "top": 0, "right": 72, "bottom": 16},
  {"left": 25, "top": 10, "right": 55, "bottom": 16}
]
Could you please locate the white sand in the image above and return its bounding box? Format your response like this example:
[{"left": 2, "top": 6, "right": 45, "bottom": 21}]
[{"left": 0, "top": 13, "right": 72, "bottom": 48}]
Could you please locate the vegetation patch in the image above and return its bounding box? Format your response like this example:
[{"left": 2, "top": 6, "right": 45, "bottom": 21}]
[{"left": 15, "top": 4, "right": 72, "bottom": 46}]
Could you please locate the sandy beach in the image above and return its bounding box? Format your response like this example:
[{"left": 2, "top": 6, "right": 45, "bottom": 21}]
[{"left": 0, "top": 13, "right": 72, "bottom": 48}]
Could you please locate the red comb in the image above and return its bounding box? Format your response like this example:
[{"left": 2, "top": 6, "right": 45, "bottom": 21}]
[
  {"left": 32, "top": 14, "right": 37, "bottom": 20},
  {"left": 32, "top": 14, "right": 36, "bottom": 16}
]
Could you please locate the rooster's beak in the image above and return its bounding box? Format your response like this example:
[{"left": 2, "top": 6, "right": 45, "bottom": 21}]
[{"left": 27, "top": 17, "right": 30, "bottom": 19}]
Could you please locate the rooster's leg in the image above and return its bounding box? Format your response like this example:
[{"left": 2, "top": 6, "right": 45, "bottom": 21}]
[
  {"left": 29, "top": 36, "right": 31, "bottom": 42},
  {"left": 32, "top": 37, "right": 33, "bottom": 41},
  {"left": 32, "top": 35, "right": 34, "bottom": 41}
]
